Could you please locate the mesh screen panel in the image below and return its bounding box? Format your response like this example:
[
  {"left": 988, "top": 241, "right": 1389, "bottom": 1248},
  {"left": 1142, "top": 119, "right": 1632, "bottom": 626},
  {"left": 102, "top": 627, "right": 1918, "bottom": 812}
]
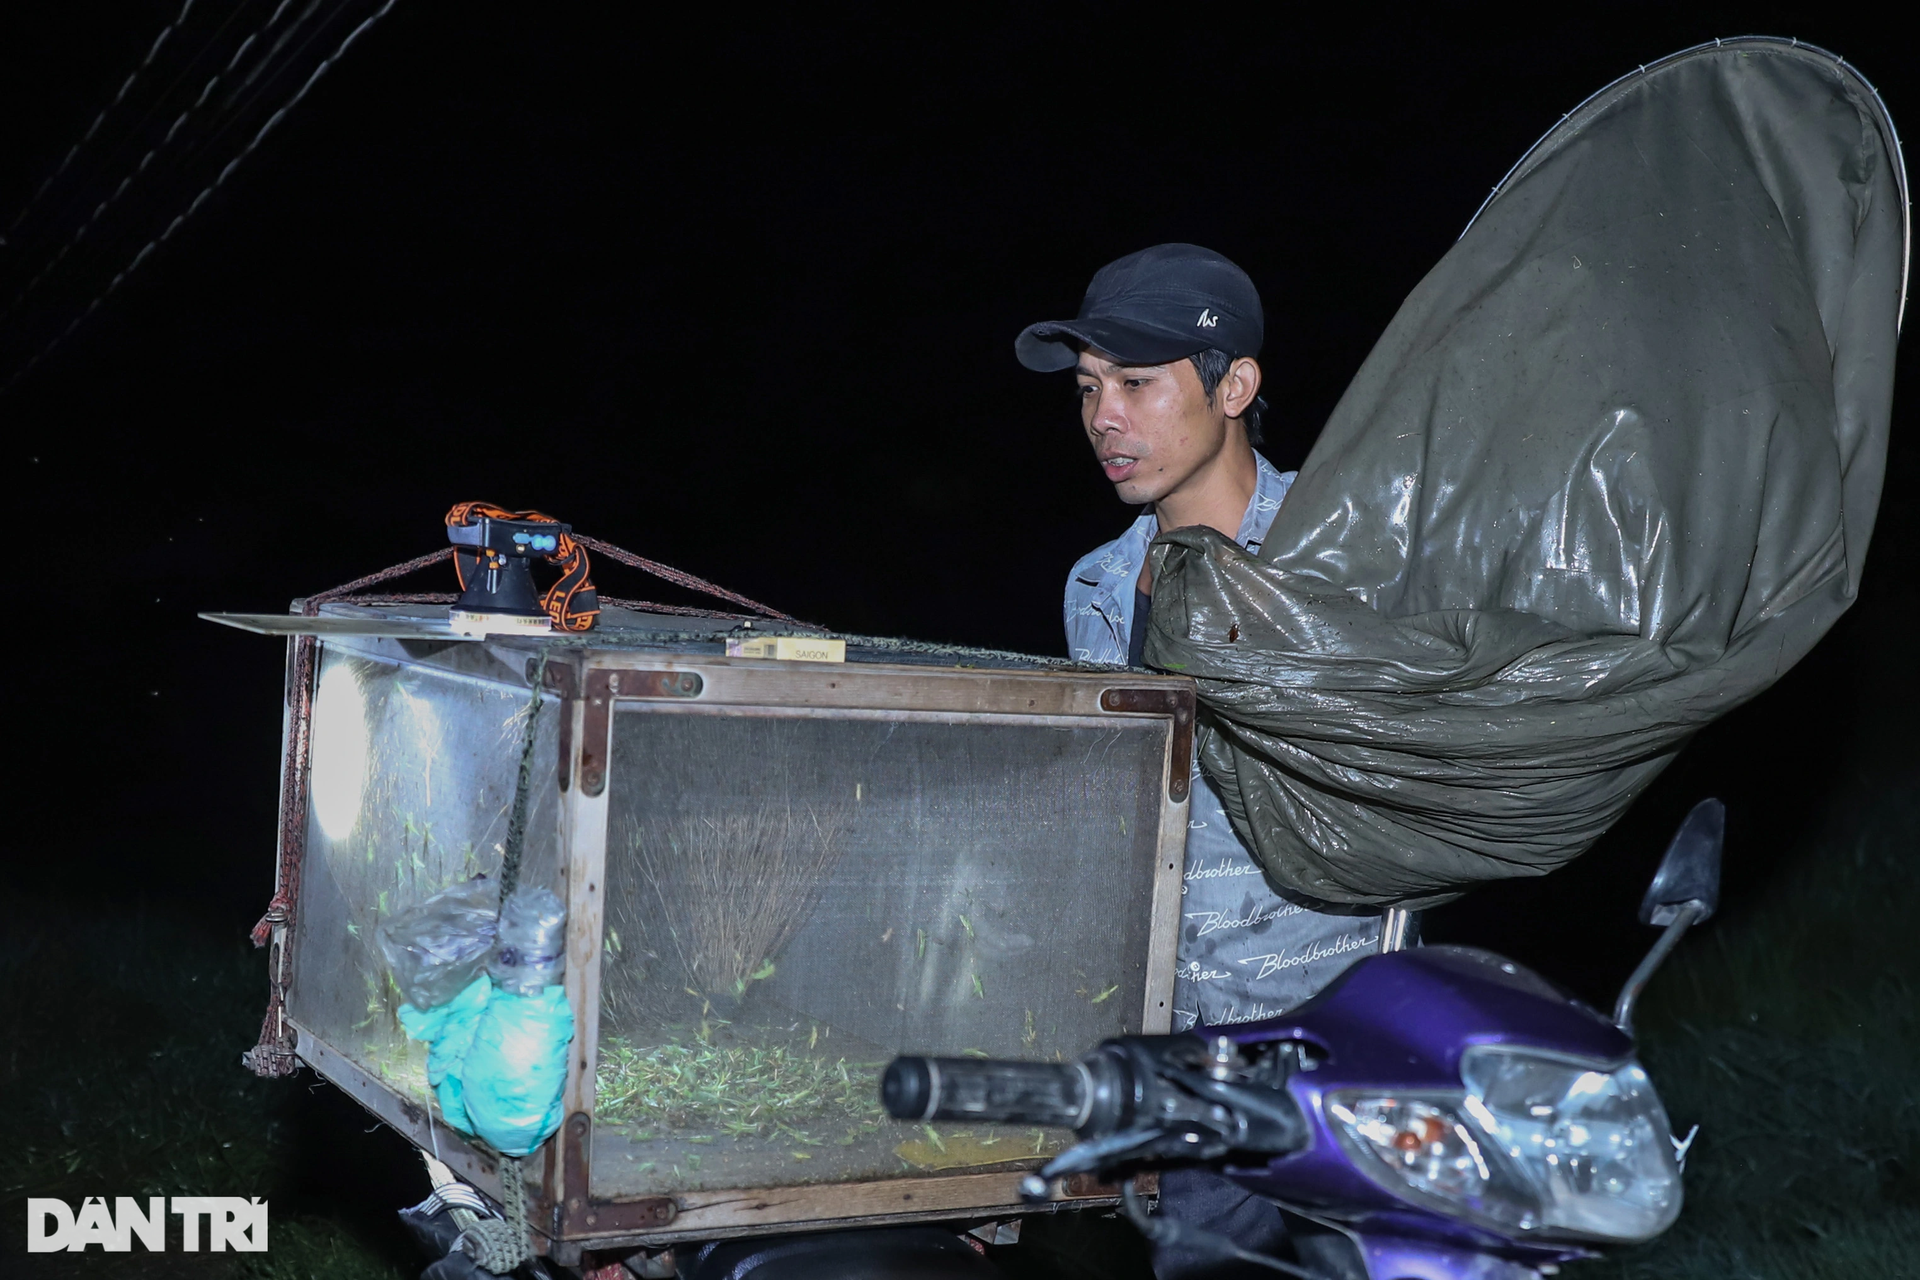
[
  {"left": 592, "top": 707, "right": 1167, "bottom": 1196},
  {"left": 288, "top": 641, "right": 561, "bottom": 1105}
]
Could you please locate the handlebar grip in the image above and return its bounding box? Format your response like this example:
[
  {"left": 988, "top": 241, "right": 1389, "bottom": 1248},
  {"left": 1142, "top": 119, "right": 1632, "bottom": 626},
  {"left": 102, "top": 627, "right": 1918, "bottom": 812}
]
[{"left": 883, "top": 1056, "right": 1093, "bottom": 1129}]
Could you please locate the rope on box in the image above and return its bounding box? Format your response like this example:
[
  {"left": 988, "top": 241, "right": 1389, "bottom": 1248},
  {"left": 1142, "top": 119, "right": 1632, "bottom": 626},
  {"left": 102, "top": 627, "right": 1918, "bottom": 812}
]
[{"left": 451, "top": 647, "right": 553, "bottom": 1273}]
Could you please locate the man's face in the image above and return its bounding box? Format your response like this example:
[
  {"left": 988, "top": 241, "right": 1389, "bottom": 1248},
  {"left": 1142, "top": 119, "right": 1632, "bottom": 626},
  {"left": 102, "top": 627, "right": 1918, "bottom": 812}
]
[{"left": 1076, "top": 350, "right": 1228, "bottom": 506}]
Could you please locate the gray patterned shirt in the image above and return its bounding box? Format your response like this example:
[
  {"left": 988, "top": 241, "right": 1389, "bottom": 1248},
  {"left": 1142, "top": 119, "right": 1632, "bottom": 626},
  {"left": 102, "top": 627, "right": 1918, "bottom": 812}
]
[{"left": 1064, "top": 453, "right": 1383, "bottom": 1029}]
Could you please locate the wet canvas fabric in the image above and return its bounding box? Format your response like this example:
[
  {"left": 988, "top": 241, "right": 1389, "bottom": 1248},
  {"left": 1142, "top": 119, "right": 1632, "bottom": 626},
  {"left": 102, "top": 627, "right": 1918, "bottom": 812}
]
[
  {"left": 1067, "top": 457, "right": 1385, "bottom": 1026},
  {"left": 1146, "top": 40, "right": 1907, "bottom": 908}
]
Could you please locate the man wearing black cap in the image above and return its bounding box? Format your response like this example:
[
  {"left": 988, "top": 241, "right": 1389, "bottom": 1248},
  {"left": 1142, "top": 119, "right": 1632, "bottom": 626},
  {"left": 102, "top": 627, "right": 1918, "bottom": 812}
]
[{"left": 1020, "top": 244, "right": 1385, "bottom": 1275}]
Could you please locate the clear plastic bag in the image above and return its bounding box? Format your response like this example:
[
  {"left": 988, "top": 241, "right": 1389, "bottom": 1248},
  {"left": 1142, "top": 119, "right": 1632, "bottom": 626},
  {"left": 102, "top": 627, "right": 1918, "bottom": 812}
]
[
  {"left": 488, "top": 888, "right": 567, "bottom": 996},
  {"left": 377, "top": 877, "right": 500, "bottom": 1010}
]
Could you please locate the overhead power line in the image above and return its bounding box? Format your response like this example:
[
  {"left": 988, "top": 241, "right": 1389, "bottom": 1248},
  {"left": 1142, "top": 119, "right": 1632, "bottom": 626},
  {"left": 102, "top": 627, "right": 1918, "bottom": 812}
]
[
  {"left": 3, "top": 0, "right": 201, "bottom": 245},
  {"left": 2, "top": 0, "right": 402, "bottom": 390},
  {"left": 3, "top": 1, "right": 303, "bottom": 320}
]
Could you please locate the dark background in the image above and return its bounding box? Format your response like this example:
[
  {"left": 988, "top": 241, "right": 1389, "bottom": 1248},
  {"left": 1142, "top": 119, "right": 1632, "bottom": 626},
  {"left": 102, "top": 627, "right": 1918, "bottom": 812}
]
[{"left": 0, "top": 3, "right": 1913, "bottom": 1272}]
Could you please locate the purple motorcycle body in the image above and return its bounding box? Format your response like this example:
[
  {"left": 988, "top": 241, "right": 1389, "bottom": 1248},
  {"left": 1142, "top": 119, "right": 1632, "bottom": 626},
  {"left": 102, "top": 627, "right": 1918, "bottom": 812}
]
[{"left": 1212, "top": 945, "right": 1634, "bottom": 1277}]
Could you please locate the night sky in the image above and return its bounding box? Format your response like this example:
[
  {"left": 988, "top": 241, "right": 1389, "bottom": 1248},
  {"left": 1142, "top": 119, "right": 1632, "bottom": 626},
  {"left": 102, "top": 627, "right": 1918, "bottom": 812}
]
[{"left": 3, "top": 5, "right": 1913, "bottom": 1004}]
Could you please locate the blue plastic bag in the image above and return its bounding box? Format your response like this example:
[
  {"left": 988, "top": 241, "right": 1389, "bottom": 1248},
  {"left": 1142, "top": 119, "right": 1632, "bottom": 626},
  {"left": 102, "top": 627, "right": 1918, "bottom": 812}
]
[
  {"left": 459, "top": 984, "right": 575, "bottom": 1156},
  {"left": 397, "top": 974, "right": 491, "bottom": 1134}
]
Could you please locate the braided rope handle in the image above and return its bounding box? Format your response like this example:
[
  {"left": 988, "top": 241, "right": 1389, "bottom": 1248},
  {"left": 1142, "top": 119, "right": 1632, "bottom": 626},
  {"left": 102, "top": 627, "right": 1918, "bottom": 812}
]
[
  {"left": 424, "top": 1149, "right": 531, "bottom": 1275},
  {"left": 458, "top": 1160, "right": 532, "bottom": 1275}
]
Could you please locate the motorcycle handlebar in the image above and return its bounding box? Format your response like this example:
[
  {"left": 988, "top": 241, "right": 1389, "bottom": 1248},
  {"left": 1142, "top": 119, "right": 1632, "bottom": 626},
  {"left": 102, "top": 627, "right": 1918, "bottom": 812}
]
[
  {"left": 885, "top": 1038, "right": 1310, "bottom": 1169},
  {"left": 881, "top": 1056, "right": 1099, "bottom": 1130}
]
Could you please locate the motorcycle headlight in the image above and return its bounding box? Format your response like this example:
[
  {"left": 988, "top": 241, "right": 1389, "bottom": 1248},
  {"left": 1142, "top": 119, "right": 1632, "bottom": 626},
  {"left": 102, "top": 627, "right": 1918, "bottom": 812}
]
[{"left": 1324, "top": 1047, "right": 1681, "bottom": 1242}]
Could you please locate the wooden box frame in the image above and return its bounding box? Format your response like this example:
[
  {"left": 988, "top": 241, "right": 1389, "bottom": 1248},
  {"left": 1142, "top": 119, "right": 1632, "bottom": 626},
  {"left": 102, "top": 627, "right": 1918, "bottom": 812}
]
[{"left": 279, "top": 638, "right": 1194, "bottom": 1263}]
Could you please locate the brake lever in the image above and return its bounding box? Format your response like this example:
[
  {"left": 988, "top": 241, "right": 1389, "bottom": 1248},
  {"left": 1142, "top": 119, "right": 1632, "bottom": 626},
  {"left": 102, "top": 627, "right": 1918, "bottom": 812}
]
[
  {"left": 1010, "top": 1035, "right": 1311, "bottom": 1199},
  {"left": 1161, "top": 1066, "right": 1312, "bottom": 1145},
  {"left": 1032, "top": 1120, "right": 1230, "bottom": 1185}
]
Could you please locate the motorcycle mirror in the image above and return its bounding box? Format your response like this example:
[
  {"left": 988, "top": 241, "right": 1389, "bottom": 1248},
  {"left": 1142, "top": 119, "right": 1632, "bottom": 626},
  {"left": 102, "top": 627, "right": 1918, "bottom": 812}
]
[
  {"left": 1614, "top": 798, "right": 1724, "bottom": 1036},
  {"left": 1638, "top": 797, "right": 1724, "bottom": 926}
]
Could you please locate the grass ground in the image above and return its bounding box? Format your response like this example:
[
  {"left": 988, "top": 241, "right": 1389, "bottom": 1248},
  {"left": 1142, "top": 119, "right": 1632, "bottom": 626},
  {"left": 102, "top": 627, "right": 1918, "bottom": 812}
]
[
  {"left": 0, "top": 898, "right": 417, "bottom": 1279},
  {"left": 5, "top": 785, "right": 1916, "bottom": 1279},
  {"left": 1580, "top": 787, "right": 1920, "bottom": 1279}
]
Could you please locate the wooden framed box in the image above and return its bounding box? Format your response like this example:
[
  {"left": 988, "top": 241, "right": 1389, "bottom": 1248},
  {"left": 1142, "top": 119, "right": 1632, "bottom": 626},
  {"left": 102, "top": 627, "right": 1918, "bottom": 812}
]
[{"left": 251, "top": 606, "right": 1193, "bottom": 1261}]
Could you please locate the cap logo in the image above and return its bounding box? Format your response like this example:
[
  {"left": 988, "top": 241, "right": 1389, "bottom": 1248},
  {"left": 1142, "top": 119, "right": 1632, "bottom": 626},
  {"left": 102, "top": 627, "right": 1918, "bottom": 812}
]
[{"left": 1196, "top": 309, "right": 1219, "bottom": 328}]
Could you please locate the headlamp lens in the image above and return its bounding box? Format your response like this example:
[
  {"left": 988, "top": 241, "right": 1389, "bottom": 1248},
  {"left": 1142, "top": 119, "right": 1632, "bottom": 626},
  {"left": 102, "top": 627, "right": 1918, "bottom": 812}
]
[
  {"left": 1326, "top": 1049, "right": 1682, "bottom": 1242},
  {"left": 1460, "top": 1047, "right": 1681, "bottom": 1240}
]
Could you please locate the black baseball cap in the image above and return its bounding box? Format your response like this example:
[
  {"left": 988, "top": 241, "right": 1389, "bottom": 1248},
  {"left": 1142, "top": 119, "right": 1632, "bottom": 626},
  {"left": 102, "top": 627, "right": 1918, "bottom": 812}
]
[{"left": 1015, "top": 243, "right": 1263, "bottom": 372}]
